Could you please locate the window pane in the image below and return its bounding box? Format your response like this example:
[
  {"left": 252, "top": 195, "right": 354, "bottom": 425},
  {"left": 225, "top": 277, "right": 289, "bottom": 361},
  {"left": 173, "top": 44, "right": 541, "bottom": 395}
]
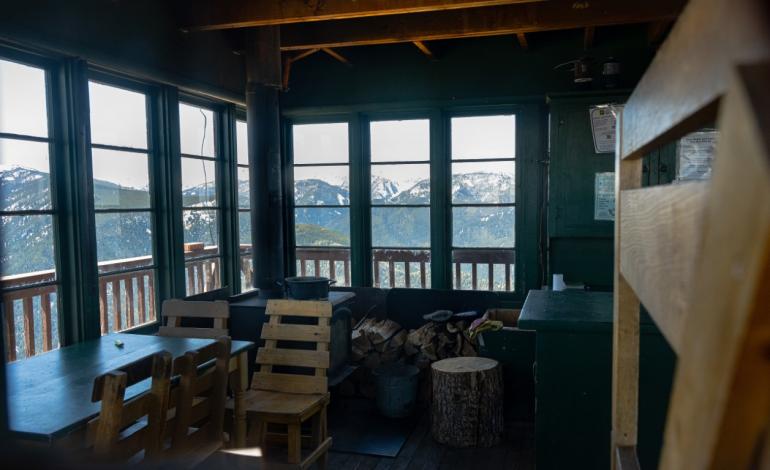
[
  {"left": 95, "top": 212, "right": 153, "bottom": 268},
  {"left": 238, "top": 167, "right": 250, "bottom": 209},
  {"left": 0, "top": 139, "right": 51, "bottom": 211},
  {"left": 370, "top": 119, "right": 430, "bottom": 162},
  {"left": 372, "top": 207, "right": 430, "bottom": 248},
  {"left": 88, "top": 82, "right": 147, "bottom": 149},
  {"left": 182, "top": 157, "right": 217, "bottom": 207},
  {"left": 371, "top": 164, "right": 430, "bottom": 204},
  {"left": 452, "top": 207, "right": 515, "bottom": 248},
  {"left": 294, "top": 165, "right": 349, "bottom": 206},
  {"left": 452, "top": 161, "right": 515, "bottom": 204},
  {"left": 183, "top": 209, "right": 219, "bottom": 256},
  {"left": 0, "top": 215, "right": 55, "bottom": 277},
  {"left": 180, "top": 103, "right": 216, "bottom": 157},
  {"left": 296, "top": 248, "right": 351, "bottom": 286},
  {"left": 92, "top": 149, "right": 150, "bottom": 209},
  {"left": 0, "top": 60, "right": 48, "bottom": 137},
  {"left": 236, "top": 120, "right": 248, "bottom": 165},
  {"left": 294, "top": 208, "right": 350, "bottom": 247},
  {"left": 451, "top": 115, "right": 515, "bottom": 159},
  {"left": 99, "top": 269, "right": 157, "bottom": 334},
  {"left": 238, "top": 211, "right": 252, "bottom": 246},
  {"left": 372, "top": 249, "right": 431, "bottom": 289},
  {"left": 292, "top": 123, "right": 348, "bottom": 164}
]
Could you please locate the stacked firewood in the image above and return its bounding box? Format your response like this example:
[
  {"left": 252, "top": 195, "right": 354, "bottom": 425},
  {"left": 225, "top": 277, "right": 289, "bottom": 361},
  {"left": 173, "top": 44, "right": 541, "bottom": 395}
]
[{"left": 342, "top": 316, "right": 478, "bottom": 399}]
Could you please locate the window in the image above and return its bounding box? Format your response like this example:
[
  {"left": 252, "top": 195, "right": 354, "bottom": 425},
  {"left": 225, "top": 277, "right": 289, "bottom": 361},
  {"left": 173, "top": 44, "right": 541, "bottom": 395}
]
[
  {"left": 450, "top": 115, "right": 516, "bottom": 291},
  {"left": 235, "top": 119, "right": 254, "bottom": 292},
  {"left": 369, "top": 119, "right": 431, "bottom": 288},
  {"left": 88, "top": 80, "right": 157, "bottom": 334},
  {"left": 291, "top": 122, "right": 351, "bottom": 286},
  {"left": 179, "top": 102, "right": 222, "bottom": 295},
  {"left": 0, "top": 58, "right": 61, "bottom": 359}
]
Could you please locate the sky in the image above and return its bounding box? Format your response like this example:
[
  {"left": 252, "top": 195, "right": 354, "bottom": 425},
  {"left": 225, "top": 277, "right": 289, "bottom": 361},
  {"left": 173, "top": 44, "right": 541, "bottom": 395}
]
[{"left": 1, "top": 57, "right": 516, "bottom": 195}]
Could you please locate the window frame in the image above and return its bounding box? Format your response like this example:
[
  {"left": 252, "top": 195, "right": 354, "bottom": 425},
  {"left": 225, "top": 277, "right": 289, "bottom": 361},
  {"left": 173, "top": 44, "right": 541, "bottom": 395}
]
[
  {"left": 285, "top": 115, "right": 355, "bottom": 287},
  {"left": 234, "top": 108, "right": 255, "bottom": 293}
]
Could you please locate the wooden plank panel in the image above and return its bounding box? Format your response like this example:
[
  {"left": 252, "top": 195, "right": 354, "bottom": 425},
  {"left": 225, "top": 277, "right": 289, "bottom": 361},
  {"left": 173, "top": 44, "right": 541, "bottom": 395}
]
[
  {"left": 620, "top": 0, "right": 770, "bottom": 160},
  {"left": 266, "top": 299, "right": 332, "bottom": 318},
  {"left": 41, "top": 292, "right": 52, "bottom": 352},
  {"left": 137, "top": 275, "right": 146, "bottom": 325},
  {"left": 619, "top": 182, "right": 708, "bottom": 353},
  {"left": 611, "top": 115, "right": 642, "bottom": 468},
  {"left": 22, "top": 297, "right": 34, "bottom": 357},
  {"left": 260, "top": 324, "right": 331, "bottom": 343},
  {"left": 660, "top": 63, "right": 770, "bottom": 470},
  {"left": 280, "top": 0, "right": 684, "bottom": 50},
  {"left": 252, "top": 372, "right": 327, "bottom": 395},
  {"left": 183, "top": 0, "right": 540, "bottom": 31},
  {"left": 162, "top": 299, "right": 230, "bottom": 319},
  {"left": 257, "top": 347, "right": 330, "bottom": 369},
  {"left": 157, "top": 326, "right": 229, "bottom": 339},
  {"left": 5, "top": 299, "right": 16, "bottom": 361}
]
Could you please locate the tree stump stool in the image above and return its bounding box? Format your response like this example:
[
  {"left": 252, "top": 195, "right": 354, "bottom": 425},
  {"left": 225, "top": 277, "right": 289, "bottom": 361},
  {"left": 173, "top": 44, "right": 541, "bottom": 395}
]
[{"left": 431, "top": 356, "right": 503, "bottom": 447}]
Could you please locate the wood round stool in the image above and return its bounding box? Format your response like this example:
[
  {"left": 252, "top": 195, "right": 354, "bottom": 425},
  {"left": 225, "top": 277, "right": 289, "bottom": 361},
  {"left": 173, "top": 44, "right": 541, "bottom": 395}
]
[{"left": 431, "top": 356, "right": 504, "bottom": 447}]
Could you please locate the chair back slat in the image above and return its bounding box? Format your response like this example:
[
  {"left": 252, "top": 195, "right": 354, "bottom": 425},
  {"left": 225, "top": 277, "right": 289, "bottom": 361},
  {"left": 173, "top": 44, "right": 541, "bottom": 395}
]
[
  {"left": 167, "top": 337, "right": 230, "bottom": 462},
  {"left": 253, "top": 300, "right": 332, "bottom": 395},
  {"left": 88, "top": 351, "right": 172, "bottom": 463},
  {"left": 159, "top": 299, "right": 230, "bottom": 339}
]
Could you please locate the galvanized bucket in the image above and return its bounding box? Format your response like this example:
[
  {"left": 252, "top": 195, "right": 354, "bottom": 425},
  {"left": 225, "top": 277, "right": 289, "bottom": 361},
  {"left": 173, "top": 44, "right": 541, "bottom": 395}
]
[{"left": 373, "top": 363, "right": 420, "bottom": 418}]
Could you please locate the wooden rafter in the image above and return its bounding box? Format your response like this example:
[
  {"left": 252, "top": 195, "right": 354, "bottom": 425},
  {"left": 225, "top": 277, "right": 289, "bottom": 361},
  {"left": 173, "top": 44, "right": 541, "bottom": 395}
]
[
  {"left": 279, "top": 0, "right": 685, "bottom": 50},
  {"left": 413, "top": 41, "right": 436, "bottom": 60},
  {"left": 646, "top": 20, "right": 671, "bottom": 45},
  {"left": 281, "top": 48, "right": 321, "bottom": 90},
  {"left": 516, "top": 32, "right": 528, "bottom": 50},
  {"left": 322, "top": 48, "right": 352, "bottom": 66},
  {"left": 182, "top": 0, "right": 541, "bottom": 31}
]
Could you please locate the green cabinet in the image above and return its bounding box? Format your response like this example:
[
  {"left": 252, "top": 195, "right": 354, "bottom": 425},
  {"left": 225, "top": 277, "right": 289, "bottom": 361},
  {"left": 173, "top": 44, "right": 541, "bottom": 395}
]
[{"left": 519, "top": 290, "right": 675, "bottom": 470}]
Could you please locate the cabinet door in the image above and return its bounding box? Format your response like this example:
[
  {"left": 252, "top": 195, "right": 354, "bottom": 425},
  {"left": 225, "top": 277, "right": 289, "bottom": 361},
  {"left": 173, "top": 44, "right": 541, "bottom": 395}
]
[{"left": 548, "top": 95, "right": 626, "bottom": 239}]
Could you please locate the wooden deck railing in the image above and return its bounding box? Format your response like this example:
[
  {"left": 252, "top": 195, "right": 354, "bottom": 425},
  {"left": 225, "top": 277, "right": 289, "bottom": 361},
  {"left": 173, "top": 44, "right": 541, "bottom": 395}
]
[
  {"left": 296, "top": 247, "right": 515, "bottom": 291},
  {"left": 2, "top": 244, "right": 254, "bottom": 361},
  {"left": 453, "top": 248, "right": 515, "bottom": 291},
  {"left": 296, "top": 247, "right": 351, "bottom": 285}
]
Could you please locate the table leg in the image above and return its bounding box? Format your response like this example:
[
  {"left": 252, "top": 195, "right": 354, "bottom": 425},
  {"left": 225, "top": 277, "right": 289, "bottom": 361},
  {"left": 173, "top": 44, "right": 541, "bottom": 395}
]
[{"left": 229, "top": 351, "right": 249, "bottom": 448}]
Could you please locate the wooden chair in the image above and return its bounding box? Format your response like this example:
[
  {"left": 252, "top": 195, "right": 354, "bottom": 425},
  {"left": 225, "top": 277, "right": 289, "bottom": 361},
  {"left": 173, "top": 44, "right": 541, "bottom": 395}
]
[
  {"left": 86, "top": 351, "right": 173, "bottom": 463},
  {"left": 165, "top": 336, "right": 232, "bottom": 468},
  {"left": 238, "top": 299, "right": 333, "bottom": 469},
  {"left": 159, "top": 299, "right": 229, "bottom": 339}
]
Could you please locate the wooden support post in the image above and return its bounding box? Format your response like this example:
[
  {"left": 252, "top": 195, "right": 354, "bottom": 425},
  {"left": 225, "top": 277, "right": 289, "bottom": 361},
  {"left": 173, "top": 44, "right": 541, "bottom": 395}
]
[
  {"left": 246, "top": 26, "right": 285, "bottom": 295},
  {"left": 611, "top": 108, "right": 642, "bottom": 469}
]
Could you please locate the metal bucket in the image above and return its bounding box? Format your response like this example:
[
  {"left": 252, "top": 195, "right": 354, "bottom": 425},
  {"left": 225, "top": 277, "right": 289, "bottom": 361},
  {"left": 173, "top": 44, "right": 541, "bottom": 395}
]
[{"left": 373, "top": 363, "right": 420, "bottom": 418}]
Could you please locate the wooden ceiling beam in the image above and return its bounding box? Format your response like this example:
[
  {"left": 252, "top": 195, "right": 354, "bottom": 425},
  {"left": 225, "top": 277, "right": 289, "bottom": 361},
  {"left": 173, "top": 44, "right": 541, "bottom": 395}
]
[
  {"left": 182, "top": 0, "right": 541, "bottom": 31},
  {"left": 279, "top": 0, "right": 685, "bottom": 51}
]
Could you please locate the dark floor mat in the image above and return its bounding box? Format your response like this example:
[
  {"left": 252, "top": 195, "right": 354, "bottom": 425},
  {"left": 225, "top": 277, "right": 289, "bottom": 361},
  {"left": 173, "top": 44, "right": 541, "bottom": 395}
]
[{"left": 328, "top": 397, "right": 420, "bottom": 458}]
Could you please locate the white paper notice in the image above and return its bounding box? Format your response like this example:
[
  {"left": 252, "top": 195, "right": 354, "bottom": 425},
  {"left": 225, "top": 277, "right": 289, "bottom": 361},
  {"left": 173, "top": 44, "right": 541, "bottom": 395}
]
[
  {"left": 589, "top": 106, "right": 618, "bottom": 154},
  {"left": 677, "top": 130, "right": 718, "bottom": 181},
  {"left": 594, "top": 172, "right": 615, "bottom": 221}
]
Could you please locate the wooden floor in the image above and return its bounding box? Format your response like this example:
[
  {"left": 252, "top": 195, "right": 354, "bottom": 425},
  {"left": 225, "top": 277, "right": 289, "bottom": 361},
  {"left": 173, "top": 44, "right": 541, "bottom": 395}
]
[{"left": 326, "top": 416, "right": 534, "bottom": 470}]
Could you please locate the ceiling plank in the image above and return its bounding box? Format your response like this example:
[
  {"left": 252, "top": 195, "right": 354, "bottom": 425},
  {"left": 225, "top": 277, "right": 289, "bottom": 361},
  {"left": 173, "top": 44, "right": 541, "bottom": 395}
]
[
  {"left": 280, "top": 0, "right": 685, "bottom": 51},
  {"left": 413, "top": 40, "right": 437, "bottom": 59},
  {"left": 183, "top": 0, "right": 542, "bottom": 31},
  {"left": 516, "top": 33, "right": 529, "bottom": 50},
  {"left": 322, "top": 48, "right": 353, "bottom": 66}
]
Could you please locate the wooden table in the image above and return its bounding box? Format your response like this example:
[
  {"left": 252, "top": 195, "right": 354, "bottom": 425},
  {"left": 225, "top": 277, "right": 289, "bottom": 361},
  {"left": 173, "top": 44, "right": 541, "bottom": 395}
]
[{"left": 6, "top": 333, "right": 254, "bottom": 447}]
